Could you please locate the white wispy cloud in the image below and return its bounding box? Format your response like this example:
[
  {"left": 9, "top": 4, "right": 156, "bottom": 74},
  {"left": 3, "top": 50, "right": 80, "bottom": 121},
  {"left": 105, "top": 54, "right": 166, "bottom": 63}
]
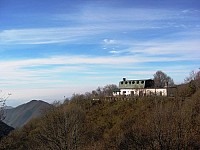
[
  {"left": 131, "top": 40, "right": 200, "bottom": 57},
  {"left": 106, "top": 37, "right": 200, "bottom": 60},
  {"left": 80, "top": 7, "right": 179, "bottom": 22},
  {"left": 109, "top": 50, "right": 121, "bottom": 54},
  {"left": 2, "top": 6, "right": 199, "bottom": 45},
  {"left": 0, "top": 52, "right": 198, "bottom": 87},
  {"left": 0, "top": 26, "right": 104, "bottom": 45},
  {"left": 103, "top": 39, "right": 117, "bottom": 45},
  {"left": 0, "top": 24, "right": 159, "bottom": 45}
]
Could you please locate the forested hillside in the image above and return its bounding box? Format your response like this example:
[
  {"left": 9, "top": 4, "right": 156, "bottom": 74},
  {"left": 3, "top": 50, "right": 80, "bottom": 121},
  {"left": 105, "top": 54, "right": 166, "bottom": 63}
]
[
  {"left": 0, "top": 86, "right": 200, "bottom": 149},
  {"left": 0, "top": 70, "right": 200, "bottom": 149}
]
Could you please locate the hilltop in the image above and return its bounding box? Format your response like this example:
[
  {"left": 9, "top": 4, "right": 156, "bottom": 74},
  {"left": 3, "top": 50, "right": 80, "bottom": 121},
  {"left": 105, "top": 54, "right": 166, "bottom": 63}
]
[
  {"left": 4, "top": 100, "right": 51, "bottom": 128},
  {"left": 0, "top": 86, "right": 200, "bottom": 149},
  {"left": 0, "top": 70, "right": 199, "bottom": 149}
]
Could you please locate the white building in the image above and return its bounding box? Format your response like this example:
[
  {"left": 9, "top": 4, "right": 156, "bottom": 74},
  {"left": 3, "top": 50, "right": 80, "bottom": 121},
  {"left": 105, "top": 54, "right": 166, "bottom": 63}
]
[{"left": 113, "top": 78, "right": 167, "bottom": 96}]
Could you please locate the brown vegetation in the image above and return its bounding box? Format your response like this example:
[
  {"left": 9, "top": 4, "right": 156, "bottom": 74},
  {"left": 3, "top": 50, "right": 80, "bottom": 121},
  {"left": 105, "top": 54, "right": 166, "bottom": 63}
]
[
  {"left": 0, "top": 70, "right": 200, "bottom": 149},
  {"left": 0, "top": 87, "right": 200, "bottom": 149}
]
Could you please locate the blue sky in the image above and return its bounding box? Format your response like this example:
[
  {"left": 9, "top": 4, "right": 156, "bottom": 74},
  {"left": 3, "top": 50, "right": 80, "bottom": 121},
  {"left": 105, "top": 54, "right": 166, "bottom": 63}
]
[{"left": 0, "top": 0, "right": 200, "bottom": 106}]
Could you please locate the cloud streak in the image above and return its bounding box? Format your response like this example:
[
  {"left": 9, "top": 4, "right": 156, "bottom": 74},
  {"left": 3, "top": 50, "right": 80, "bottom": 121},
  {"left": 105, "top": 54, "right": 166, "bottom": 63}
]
[
  {"left": 0, "top": 26, "right": 104, "bottom": 44},
  {"left": 0, "top": 51, "right": 198, "bottom": 87},
  {"left": 1, "top": 6, "right": 199, "bottom": 45}
]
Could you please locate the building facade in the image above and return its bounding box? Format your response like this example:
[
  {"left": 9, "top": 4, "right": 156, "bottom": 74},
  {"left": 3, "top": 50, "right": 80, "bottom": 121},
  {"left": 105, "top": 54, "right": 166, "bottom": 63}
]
[{"left": 113, "top": 78, "right": 167, "bottom": 96}]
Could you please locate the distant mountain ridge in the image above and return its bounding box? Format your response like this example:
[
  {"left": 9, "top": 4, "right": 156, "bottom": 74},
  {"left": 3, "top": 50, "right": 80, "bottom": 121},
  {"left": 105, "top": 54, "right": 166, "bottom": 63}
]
[{"left": 3, "top": 100, "right": 51, "bottom": 128}]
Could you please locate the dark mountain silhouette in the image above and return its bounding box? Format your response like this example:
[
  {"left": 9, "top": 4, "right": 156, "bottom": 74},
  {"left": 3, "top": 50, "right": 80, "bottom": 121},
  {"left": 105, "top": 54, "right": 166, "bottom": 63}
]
[
  {"left": 0, "top": 121, "right": 14, "bottom": 139},
  {"left": 4, "top": 100, "right": 51, "bottom": 128}
]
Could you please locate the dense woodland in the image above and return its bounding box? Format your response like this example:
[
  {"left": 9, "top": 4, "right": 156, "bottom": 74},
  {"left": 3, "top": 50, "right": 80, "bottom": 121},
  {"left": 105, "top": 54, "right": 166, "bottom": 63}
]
[{"left": 0, "top": 70, "right": 200, "bottom": 150}]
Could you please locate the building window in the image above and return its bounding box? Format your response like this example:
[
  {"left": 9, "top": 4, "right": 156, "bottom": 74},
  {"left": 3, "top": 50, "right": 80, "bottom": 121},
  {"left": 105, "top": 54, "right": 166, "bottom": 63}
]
[
  {"left": 129, "top": 81, "right": 131, "bottom": 84},
  {"left": 125, "top": 81, "right": 128, "bottom": 84},
  {"left": 141, "top": 81, "right": 144, "bottom": 84},
  {"left": 121, "top": 81, "right": 123, "bottom": 84},
  {"left": 137, "top": 81, "right": 139, "bottom": 84},
  {"left": 132, "top": 81, "right": 135, "bottom": 84},
  {"left": 123, "top": 91, "right": 126, "bottom": 95}
]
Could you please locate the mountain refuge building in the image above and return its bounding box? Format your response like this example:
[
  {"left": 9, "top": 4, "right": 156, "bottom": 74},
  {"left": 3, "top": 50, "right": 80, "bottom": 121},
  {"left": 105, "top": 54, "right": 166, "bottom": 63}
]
[{"left": 113, "top": 78, "right": 168, "bottom": 96}]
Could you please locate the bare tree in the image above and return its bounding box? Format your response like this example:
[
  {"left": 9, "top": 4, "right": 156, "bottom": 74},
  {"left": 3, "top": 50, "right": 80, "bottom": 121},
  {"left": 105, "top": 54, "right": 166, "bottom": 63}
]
[
  {"left": 185, "top": 70, "right": 200, "bottom": 89},
  {"left": 185, "top": 70, "right": 200, "bottom": 82},
  {"left": 37, "top": 103, "right": 85, "bottom": 150},
  {"left": 103, "top": 84, "right": 118, "bottom": 96},
  {"left": 90, "top": 84, "right": 118, "bottom": 99},
  {"left": 153, "top": 71, "right": 174, "bottom": 88},
  {"left": 0, "top": 91, "right": 11, "bottom": 121}
]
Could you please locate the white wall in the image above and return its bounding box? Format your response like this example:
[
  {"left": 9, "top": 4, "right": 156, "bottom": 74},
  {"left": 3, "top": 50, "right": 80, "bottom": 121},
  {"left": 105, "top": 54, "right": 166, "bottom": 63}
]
[{"left": 113, "top": 88, "right": 167, "bottom": 96}]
